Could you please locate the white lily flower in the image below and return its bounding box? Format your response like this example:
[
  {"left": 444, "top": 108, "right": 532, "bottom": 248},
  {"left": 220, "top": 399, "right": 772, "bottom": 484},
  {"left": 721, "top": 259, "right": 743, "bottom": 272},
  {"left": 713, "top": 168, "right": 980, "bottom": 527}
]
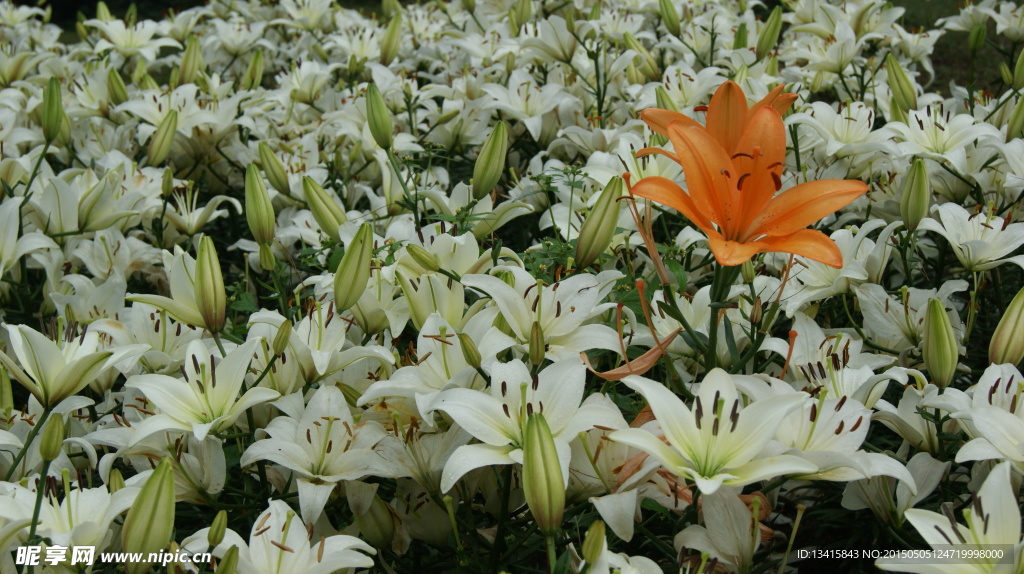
[
  {"left": 610, "top": 370, "right": 816, "bottom": 494},
  {"left": 85, "top": 19, "right": 182, "bottom": 61},
  {"left": 241, "top": 386, "right": 392, "bottom": 524},
  {"left": 918, "top": 203, "right": 1024, "bottom": 272},
  {"left": 880, "top": 107, "right": 1001, "bottom": 169},
  {"left": 125, "top": 339, "right": 279, "bottom": 442},
  {"left": 92, "top": 303, "right": 202, "bottom": 376},
  {"left": 431, "top": 358, "right": 619, "bottom": 493},
  {"left": 874, "top": 383, "right": 955, "bottom": 455},
  {"left": 674, "top": 486, "right": 763, "bottom": 573},
  {"left": 855, "top": 281, "right": 967, "bottom": 350},
  {"left": 843, "top": 452, "right": 949, "bottom": 527},
  {"left": 183, "top": 500, "right": 376, "bottom": 574}
]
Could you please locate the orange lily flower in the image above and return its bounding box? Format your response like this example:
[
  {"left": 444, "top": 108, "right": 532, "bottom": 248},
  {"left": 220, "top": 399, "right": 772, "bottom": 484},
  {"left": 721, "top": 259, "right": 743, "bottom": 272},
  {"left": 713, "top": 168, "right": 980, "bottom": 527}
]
[{"left": 631, "top": 86, "right": 867, "bottom": 268}]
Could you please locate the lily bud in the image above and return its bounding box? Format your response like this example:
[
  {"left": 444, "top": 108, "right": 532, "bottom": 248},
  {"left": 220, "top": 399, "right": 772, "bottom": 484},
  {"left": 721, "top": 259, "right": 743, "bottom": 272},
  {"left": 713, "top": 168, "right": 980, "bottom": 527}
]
[
  {"left": 39, "top": 415, "right": 64, "bottom": 462},
  {"left": 107, "top": 468, "right": 125, "bottom": 493},
  {"left": 623, "top": 33, "right": 658, "bottom": 80},
  {"left": 529, "top": 321, "right": 545, "bottom": 366},
  {"left": 406, "top": 244, "right": 440, "bottom": 272},
  {"left": 1002, "top": 62, "right": 1014, "bottom": 86},
  {"left": 96, "top": 2, "right": 113, "bottom": 22},
  {"left": 625, "top": 62, "right": 644, "bottom": 86},
  {"left": 148, "top": 110, "right": 178, "bottom": 166},
  {"left": 922, "top": 298, "right": 959, "bottom": 388},
  {"left": 461, "top": 0, "right": 475, "bottom": 13},
  {"left": 457, "top": 333, "right": 482, "bottom": 369},
  {"left": 380, "top": 14, "right": 402, "bottom": 66},
  {"left": 1014, "top": 48, "right": 1024, "bottom": 91},
  {"left": 512, "top": 0, "right": 532, "bottom": 31},
  {"left": 334, "top": 223, "right": 374, "bottom": 312},
  {"left": 581, "top": 520, "right": 606, "bottom": 565},
  {"left": 179, "top": 35, "right": 204, "bottom": 86},
  {"left": 523, "top": 413, "right": 564, "bottom": 536},
  {"left": 1007, "top": 95, "right": 1024, "bottom": 142},
  {"left": 741, "top": 260, "right": 755, "bottom": 284},
  {"left": 107, "top": 68, "right": 128, "bottom": 106},
  {"left": 990, "top": 285, "right": 1024, "bottom": 365},
  {"left": 140, "top": 74, "right": 160, "bottom": 91},
  {"left": 654, "top": 85, "right": 679, "bottom": 113},
  {"left": 302, "top": 176, "right": 347, "bottom": 242},
  {"left": 755, "top": 6, "right": 783, "bottom": 60},
  {"left": 245, "top": 164, "right": 276, "bottom": 247},
  {"left": 900, "top": 158, "right": 930, "bottom": 231},
  {"left": 382, "top": 0, "right": 402, "bottom": 17},
  {"left": 366, "top": 83, "right": 393, "bottom": 151},
  {"left": 659, "top": 0, "right": 680, "bottom": 37},
  {"left": 195, "top": 236, "right": 226, "bottom": 333},
  {"left": 969, "top": 22, "right": 986, "bottom": 54},
  {"left": 208, "top": 510, "right": 228, "bottom": 547},
  {"left": 161, "top": 168, "right": 175, "bottom": 197},
  {"left": 42, "top": 77, "right": 63, "bottom": 143},
  {"left": 473, "top": 121, "right": 508, "bottom": 199},
  {"left": 889, "top": 94, "right": 908, "bottom": 124},
  {"left": 122, "top": 458, "right": 176, "bottom": 574},
  {"left": 575, "top": 176, "right": 623, "bottom": 269},
  {"left": 885, "top": 53, "right": 917, "bottom": 113},
  {"left": 353, "top": 493, "right": 396, "bottom": 549},
  {"left": 733, "top": 22, "right": 748, "bottom": 50},
  {"left": 0, "top": 367, "right": 12, "bottom": 414},
  {"left": 241, "top": 49, "right": 264, "bottom": 90},
  {"left": 272, "top": 319, "right": 293, "bottom": 356},
  {"left": 217, "top": 546, "right": 238, "bottom": 574},
  {"left": 257, "top": 142, "right": 291, "bottom": 196}
]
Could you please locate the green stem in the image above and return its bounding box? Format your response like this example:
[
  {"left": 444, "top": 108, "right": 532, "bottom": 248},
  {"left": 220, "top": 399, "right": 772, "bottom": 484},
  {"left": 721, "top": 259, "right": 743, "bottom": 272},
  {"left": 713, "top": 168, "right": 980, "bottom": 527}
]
[
  {"left": 545, "top": 535, "right": 557, "bottom": 574},
  {"left": 26, "top": 459, "right": 52, "bottom": 574},
  {"left": 5, "top": 409, "right": 50, "bottom": 481},
  {"left": 491, "top": 465, "right": 513, "bottom": 571},
  {"left": 704, "top": 264, "right": 741, "bottom": 372}
]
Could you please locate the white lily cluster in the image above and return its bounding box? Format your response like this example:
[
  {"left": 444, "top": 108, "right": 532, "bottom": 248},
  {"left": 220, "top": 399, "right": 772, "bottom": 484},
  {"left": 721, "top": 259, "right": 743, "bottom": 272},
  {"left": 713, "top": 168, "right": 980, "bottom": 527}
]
[{"left": 1, "top": 0, "right": 1024, "bottom": 571}]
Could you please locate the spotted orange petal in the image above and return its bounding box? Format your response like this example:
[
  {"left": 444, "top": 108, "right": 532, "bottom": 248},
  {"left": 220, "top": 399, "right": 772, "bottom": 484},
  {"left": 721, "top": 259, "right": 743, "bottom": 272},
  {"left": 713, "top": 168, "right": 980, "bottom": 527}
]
[
  {"left": 629, "top": 176, "right": 714, "bottom": 231},
  {"left": 705, "top": 81, "right": 748, "bottom": 154},
  {"left": 753, "top": 229, "right": 844, "bottom": 268},
  {"left": 745, "top": 179, "right": 868, "bottom": 238},
  {"left": 705, "top": 229, "right": 763, "bottom": 266},
  {"left": 665, "top": 123, "right": 740, "bottom": 232},
  {"left": 640, "top": 108, "right": 703, "bottom": 138}
]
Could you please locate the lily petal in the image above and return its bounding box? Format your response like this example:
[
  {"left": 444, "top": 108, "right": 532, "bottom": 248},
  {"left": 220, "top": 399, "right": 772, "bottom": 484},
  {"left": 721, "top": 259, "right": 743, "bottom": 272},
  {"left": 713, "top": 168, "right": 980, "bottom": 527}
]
[{"left": 746, "top": 179, "right": 868, "bottom": 239}]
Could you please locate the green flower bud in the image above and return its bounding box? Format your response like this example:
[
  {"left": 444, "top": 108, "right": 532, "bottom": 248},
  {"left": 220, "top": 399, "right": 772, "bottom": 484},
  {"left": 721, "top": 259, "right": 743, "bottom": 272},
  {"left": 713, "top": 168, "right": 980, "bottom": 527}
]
[
  {"left": 989, "top": 285, "right": 1024, "bottom": 365},
  {"left": 122, "top": 458, "right": 176, "bottom": 574},
  {"left": 241, "top": 49, "right": 264, "bottom": 90},
  {"left": 161, "top": 168, "right": 175, "bottom": 197},
  {"left": 353, "top": 493, "right": 396, "bottom": 549},
  {"left": 1014, "top": 48, "right": 1024, "bottom": 91},
  {"left": 457, "top": 332, "right": 482, "bottom": 369},
  {"left": 0, "top": 367, "right": 12, "bottom": 414},
  {"left": 654, "top": 85, "right": 679, "bottom": 113},
  {"left": 107, "top": 68, "right": 128, "bottom": 107},
  {"left": 179, "top": 35, "right": 204, "bottom": 86},
  {"left": 969, "top": 22, "right": 986, "bottom": 54},
  {"left": 741, "top": 260, "right": 755, "bottom": 284},
  {"left": 523, "top": 413, "right": 564, "bottom": 536},
  {"left": 885, "top": 53, "right": 918, "bottom": 113},
  {"left": 195, "top": 236, "right": 226, "bottom": 333},
  {"left": 581, "top": 521, "right": 606, "bottom": 565},
  {"left": 39, "top": 415, "right": 64, "bottom": 462},
  {"left": 257, "top": 142, "right": 291, "bottom": 196},
  {"left": 366, "top": 83, "right": 393, "bottom": 151},
  {"left": 406, "top": 244, "right": 440, "bottom": 273},
  {"left": 76, "top": 21, "right": 89, "bottom": 42},
  {"left": 245, "top": 164, "right": 276, "bottom": 247},
  {"left": 530, "top": 321, "right": 545, "bottom": 366},
  {"left": 217, "top": 545, "right": 238, "bottom": 574},
  {"left": 659, "top": 0, "right": 680, "bottom": 37},
  {"left": 140, "top": 74, "right": 160, "bottom": 91},
  {"left": 334, "top": 223, "right": 374, "bottom": 313},
  {"left": 147, "top": 110, "right": 178, "bottom": 167},
  {"left": 889, "top": 94, "right": 908, "bottom": 124},
  {"left": 1002, "top": 62, "right": 1014, "bottom": 86},
  {"left": 623, "top": 33, "right": 658, "bottom": 80},
  {"left": 733, "top": 22, "right": 748, "bottom": 50},
  {"left": 302, "top": 176, "right": 347, "bottom": 242},
  {"left": 625, "top": 62, "right": 644, "bottom": 86},
  {"left": 461, "top": 0, "right": 475, "bottom": 14},
  {"left": 900, "top": 158, "right": 930, "bottom": 232},
  {"left": 511, "top": 0, "right": 532, "bottom": 31},
  {"left": 756, "top": 6, "right": 783, "bottom": 61},
  {"left": 473, "top": 121, "right": 508, "bottom": 199},
  {"left": 380, "top": 14, "right": 402, "bottom": 66},
  {"left": 1007, "top": 95, "right": 1024, "bottom": 142},
  {"left": 107, "top": 468, "right": 125, "bottom": 493},
  {"left": 575, "top": 177, "right": 623, "bottom": 269},
  {"left": 208, "top": 510, "right": 228, "bottom": 547},
  {"left": 922, "top": 298, "right": 959, "bottom": 388},
  {"left": 810, "top": 70, "right": 826, "bottom": 93},
  {"left": 382, "top": 0, "right": 402, "bottom": 17},
  {"left": 42, "top": 77, "right": 63, "bottom": 143},
  {"left": 96, "top": 1, "right": 113, "bottom": 22},
  {"left": 272, "top": 320, "right": 292, "bottom": 356}
]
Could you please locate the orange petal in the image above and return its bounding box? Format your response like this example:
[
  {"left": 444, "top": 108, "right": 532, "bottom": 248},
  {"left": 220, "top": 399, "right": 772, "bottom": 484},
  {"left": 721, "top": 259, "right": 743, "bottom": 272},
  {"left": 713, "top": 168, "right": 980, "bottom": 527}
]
[
  {"left": 746, "top": 179, "right": 868, "bottom": 238},
  {"left": 733, "top": 108, "right": 787, "bottom": 226},
  {"left": 640, "top": 108, "right": 702, "bottom": 137},
  {"left": 706, "top": 81, "right": 748, "bottom": 154},
  {"left": 752, "top": 229, "right": 844, "bottom": 268},
  {"left": 747, "top": 85, "right": 798, "bottom": 122},
  {"left": 629, "top": 176, "right": 714, "bottom": 230},
  {"left": 634, "top": 146, "right": 680, "bottom": 164},
  {"left": 665, "top": 124, "right": 739, "bottom": 232},
  {"left": 705, "top": 230, "right": 762, "bottom": 266}
]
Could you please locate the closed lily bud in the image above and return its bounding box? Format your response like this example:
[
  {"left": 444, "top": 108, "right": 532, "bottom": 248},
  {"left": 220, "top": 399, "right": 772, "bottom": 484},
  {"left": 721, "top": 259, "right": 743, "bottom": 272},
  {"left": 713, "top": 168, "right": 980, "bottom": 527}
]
[
  {"left": 575, "top": 176, "right": 623, "bottom": 269},
  {"left": 581, "top": 520, "right": 606, "bottom": 565},
  {"left": 473, "top": 121, "right": 508, "bottom": 199},
  {"left": 148, "top": 110, "right": 178, "bottom": 166},
  {"left": 659, "top": 0, "right": 680, "bottom": 37},
  {"left": 258, "top": 142, "right": 291, "bottom": 196},
  {"left": 457, "top": 333, "right": 482, "bottom": 369},
  {"left": 353, "top": 493, "right": 396, "bottom": 549},
  {"left": 272, "top": 319, "right": 292, "bottom": 356},
  {"left": 900, "top": 158, "right": 930, "bottom": 231},
  {"left": 756, "top": 6, "right": 783, "bottom": 60},
  {"left": 179, "top": 35, "right": 204, "bottom": 86},
  {"left": 245, "top": 164, "right": 276, "bottom": 246},
  {"left": 208, "top": 510, "right": 228, "bottom": 547},
  {"left": 1002, "top": 62, "right": 1014, "bottom": 86},
  {"left": 990, "top": 285, "right": 1024, "bottom": 365},
  {"left": 512, "top": 0, "right": 532, "bottom": 30},
  {"left": 889, "top": 94, "right": 908, "bottom": 124},
  {"left": 885, "top": 53, "right": 917, "bottom": 113},
  {"left": 741, "top": 260, "right": 756, "bottom": 284},
  {"left": 96, "top": 2, "right": 113, "bottom": 22},
  {"left": 733, "top": 22, "right": 748, "bottom": 50},
  {"left": 334, "top": 223, "right": 374, "bottom": 313},
  {"left": 122, "top": 458, "right": 176, "bottom": 574},
  {"left": 406, "top": 244, "right": 440, "bottom": 272},
  {"left": 241, "top": 49, "right": 264, "bottom": 90},
  {"left": 382, "top": 0, "right": 402, "bottom": 17},
  {"left": 461, "top": 0, "right": 475, "bottom": 13},
  {"left": 0, "top": 367, "right": 12, "bottom": 414},
  {"left": 365, "top": 83, "right": 393, "bottom": 151},
  {"left": 1014, "top": 48, "right": 1024, "bottom": 91},
  {"left": 625, "top": 62, "right": 644, "bottom": 86},
  {"left": 42, "top": 77, "right": 63, "bottom": 143},
  {"left": 107, "top": 468, "right": 125, "bottom": 493},
  {"left": 217, "top": 545, "right": 238, "bottom": 574},
  {"left": 922, "top": 298, "right": 959, "bottom": 388},
  {"left": 380, "top": 14, "right": 402, "bottom": 66},
  {"left": 140, "top": 74, "right": 160, "bottom": 91},
  {"left": 624, "top": 33, "right": 658, "bottom": 80},
  {"left": 654, "top": 86, "right": 679, "bottom": 113},
  {"left": 530, "top": 321, "right": 545, "bottom": 366},
  {"left": 161, "top": 168, "right": 175, "bottom": 197},
  {"left": 39, "top": 415, "right": 64, "bottom": 462},
  {"left": 523, "top": 413, "right": 564, "bottom": 536},
  {"left": 195, "top": 236, "right": 226, "bottom": 333},
  {"left": 107, "top": 68, "right": 128, "bottom": 106},
  {"left": 302, "top": 176, "right": 347, "bottom": 242},
  {"left": 969, "top": 22, "right": 986, "bottom": 54},
  {"left": 1007, "top": 95, "right": 1024, "bottom": 142}
]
